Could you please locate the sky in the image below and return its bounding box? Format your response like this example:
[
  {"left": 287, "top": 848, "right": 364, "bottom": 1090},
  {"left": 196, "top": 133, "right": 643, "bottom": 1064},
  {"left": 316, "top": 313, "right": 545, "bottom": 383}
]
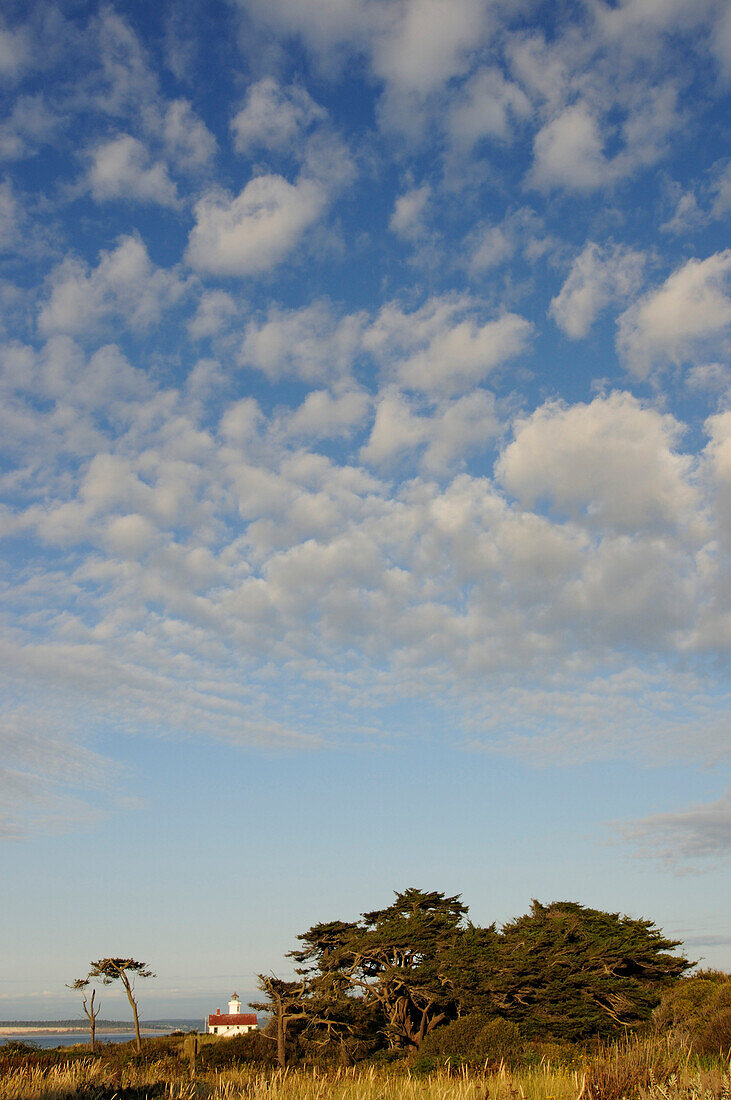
[{"left": 0, "top": 0, "right": 729, "bottom": 1021}]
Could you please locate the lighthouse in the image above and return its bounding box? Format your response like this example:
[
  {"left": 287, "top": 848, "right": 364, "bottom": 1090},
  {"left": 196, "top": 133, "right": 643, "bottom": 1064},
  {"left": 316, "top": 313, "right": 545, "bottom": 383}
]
[{"left": 206, "top": 992, "right": 258, "bottom": 1036}]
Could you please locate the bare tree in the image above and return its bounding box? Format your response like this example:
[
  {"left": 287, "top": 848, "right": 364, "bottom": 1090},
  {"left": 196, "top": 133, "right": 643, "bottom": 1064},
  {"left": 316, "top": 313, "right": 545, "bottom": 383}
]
[
  {"left": 67, "top": 978, "right": 101, "bottom": 1052},
  {"left": 86, "top": 958, "right": 155, "bottom": 1052}
]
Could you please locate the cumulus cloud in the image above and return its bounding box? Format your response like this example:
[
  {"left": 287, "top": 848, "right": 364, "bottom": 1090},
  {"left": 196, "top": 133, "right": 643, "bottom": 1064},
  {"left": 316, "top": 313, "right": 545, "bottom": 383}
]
[
  {"left": 496, "top": 392, "right": 697, "bottom": 534},
  {"left": 187, "top": 290, "right": 239, "bottom": 340},
  {"left": 282, "top": 387, "right": 371, "bottom": 440},
  {"left": 240, "top": 301, "right": 365, "bottom": 382},
  {"left": 550, "top": 241, "right": 646, "bottom": 338},
  {"left": 447, "top": 66, "right": 530, "bottom": 148},
  {"left": 38, "top": 235, "right": 187, "bottom": 336},
  {"left": 186, "top": 175, "right": 326, "bottom": 276},
  {"left": 529, "top": 104, "right": 610, "bottom": 192},
  {"left": 160, "top": 98, "right": 216, "bottom": 169},
  {"left": 360, "top": 388, "right": 501, "bottom": 471},
  {"left": 528, "top": 85, "right": 682, "bottom": 193},
  {"left": 232, "top": 77, "right": 326, "bottom": 153},
  {"left": 617, "top": 250, "right": 731, "bottom": 378},
  {"left": 239, "top": 0, "right": 492, "bottom": 97},
  {"left": 364, "top": 296, "right": 532, "bottom": 394},
  {"left": 389, "top": 184, "right": 431, "bottom": 239},
  {"left": 87, "top": 134, "right": 179, "bottom": 206},
  {"left": 0, "top": 94, "right": 57, "bottom": 160}
]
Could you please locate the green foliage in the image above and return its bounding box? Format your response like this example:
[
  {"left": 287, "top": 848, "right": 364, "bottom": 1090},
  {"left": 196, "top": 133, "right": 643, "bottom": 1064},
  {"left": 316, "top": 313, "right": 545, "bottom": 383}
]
[
  {"left": 291, "top": 888, "right": 482, "bottom": 1051},
  {"left": 415, "top": 1014, "right": 524, "bottom": 1071},
  {"left": 654, "top": 970, "right": 731, "bottom": 1055},
  {"left": 489, "top": 901, "right": 691, "bottom": 1041},
  {"left": 260, "top": 889, "right": 693, "bottom": 1061},
  {"left": 196, "top": 1032, "right": 278, "bottom": 1069}
]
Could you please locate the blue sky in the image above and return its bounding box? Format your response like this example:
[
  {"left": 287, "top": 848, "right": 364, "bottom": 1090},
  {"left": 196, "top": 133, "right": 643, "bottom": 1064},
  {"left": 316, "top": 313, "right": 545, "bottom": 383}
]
[{"left": 0, "top": 0, "right": 729, "bottom": 1020}]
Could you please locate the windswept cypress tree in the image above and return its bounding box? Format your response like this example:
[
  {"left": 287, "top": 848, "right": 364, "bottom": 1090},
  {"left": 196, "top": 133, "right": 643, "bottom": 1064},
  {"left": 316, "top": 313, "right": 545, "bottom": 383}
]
[
  {"left": 489, "top": 900, "right": 691, "bottom": 1040},
  {"left": 265, "top": 890, "right": 691, "bottom": 1055}
]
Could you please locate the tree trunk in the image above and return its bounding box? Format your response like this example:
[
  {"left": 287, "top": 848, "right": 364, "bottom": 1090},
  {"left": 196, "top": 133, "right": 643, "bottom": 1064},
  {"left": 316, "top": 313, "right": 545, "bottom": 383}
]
[
  {"left": 83, "top": 991, "right": 97, "bottom": 1053},
  {"left": 121, "top": 974, "right": 142, "bottom": 1052},
  {"left": 276, "top": 995, "right": 286, "bottom": 1069}
]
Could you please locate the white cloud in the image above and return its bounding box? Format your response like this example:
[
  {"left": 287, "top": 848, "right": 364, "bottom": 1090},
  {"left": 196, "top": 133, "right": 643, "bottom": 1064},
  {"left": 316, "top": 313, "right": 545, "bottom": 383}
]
[
  {"left": 232, "top": 77, "right": 326, "bottom": 153},
  {"left": 364, "top": 296, "right": 532, "bottom": 394},
  {"left": 468, "top": 224, "right": 515, "bottom": 271},
  {"left": 0, "top": 94, "right": 57, "bottom": 160},
  {"left": 661, "top": 188, "right": 706, "bottom": 235},
  {"left": 360, "top": 387, "right": 500, "bottom": 471},
  {"left": 0, "top": 24, "right": 30, "bottom": 80},
  {"left": 188, "top": 290, "right": 239, "bottom": 340},
  {"left": 87, "top": 134, "right": 179, "bottom": 206},
  {"left": 529, "top": 104, "right": 609, "bottom": 192},
  {"left": 239, "top": 0, "right": 492, "bottom": 97},
  {"left": 283, "top": 387, "right": 371, "bottom": 440},
  {"left": 496, "top": 392, "right": 698, "bottom": 534},
  {"left": 686, "top": 362, "right": 731, "bottom": 400},
  {"left": 161, "top": 99, "right": 216, "bottom": 169},
  {"left": 528, "top": 86, "right": 682, "bottom": 193},
  {"left": 447, "top": 66, "right": 530, "bottom": 148},
  {"left": 0, "top": 706, "right": 120, "bottom": 839},
  {"left": 617, "top": 250, "right": 731, "bottom": 378},
  {"left": 358, "top": 388, "right": 430, "bottom": 466},
  {"left": 711, "top": 162, "right": 731, "bottom": 219},
  {"left": 38, "top": 235, "right": 186, "bottom": 336},
  {"left": 550, "top": 241, "right": 646, "bottom": 338},
  {"left": 372, "top": 0, "right": 489, "bottom": 97},
  {"left": 389, "top": 184, "right": 431, "bottom": 239},
  {"left": 704, "top": 409, "right": 731, "bottom": 544},
  {"left": 466, "top": 207, "right": 551, "bottom": 274},
  {"left": 186, "top": 175, "right": 326, "bottom": 276},
  {"left": 621, "top": 790, "right": 731, "bottom": 867},
  {"left": 420, "top": 390, "right": 502, "bottom": 472},
  {"left": 0, "top": 178, "right": 19, "bottom": 250},
  {"left": 240, "top": 301, "right": 365, "bottom": 382},
  {"left": 94, "top": 6, "right": 159, "bottom": 118}
]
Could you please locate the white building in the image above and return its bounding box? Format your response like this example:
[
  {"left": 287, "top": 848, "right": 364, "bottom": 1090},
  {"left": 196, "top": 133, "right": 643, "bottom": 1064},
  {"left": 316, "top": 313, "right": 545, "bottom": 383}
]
[{"left": 206, "top": 993, "right": 258, "bottom": 1036}]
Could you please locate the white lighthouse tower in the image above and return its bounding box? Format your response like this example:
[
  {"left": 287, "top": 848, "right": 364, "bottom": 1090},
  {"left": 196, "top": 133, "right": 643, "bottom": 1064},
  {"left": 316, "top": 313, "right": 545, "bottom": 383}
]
[{"left": 206, "top": 992, "right": 258, "bottom": 1035}]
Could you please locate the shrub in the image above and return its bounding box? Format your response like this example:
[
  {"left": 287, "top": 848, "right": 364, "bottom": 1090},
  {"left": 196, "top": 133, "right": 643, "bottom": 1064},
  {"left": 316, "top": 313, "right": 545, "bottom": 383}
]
[
  {"left": 654, "top": 970, "right": 731, "bottom": 1055},
  {"left": 196, "top": 1031, "right": 277, "bottom": 1069},
  {"left": 415, "top": 1014, "right": 524, "bottom": 1071}
]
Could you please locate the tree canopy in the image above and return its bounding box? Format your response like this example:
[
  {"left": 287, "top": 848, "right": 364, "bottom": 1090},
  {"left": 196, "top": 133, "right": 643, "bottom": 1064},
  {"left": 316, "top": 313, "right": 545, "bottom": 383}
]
[
  {"left": 86, "top": 958, "right": 154, "bottom": 1052},
  {"left": 488, "top": 900, "right": 690, "bottom": 1040},
  {"left": 258, "top": 889, "right": 691, "bottom": 1055}
]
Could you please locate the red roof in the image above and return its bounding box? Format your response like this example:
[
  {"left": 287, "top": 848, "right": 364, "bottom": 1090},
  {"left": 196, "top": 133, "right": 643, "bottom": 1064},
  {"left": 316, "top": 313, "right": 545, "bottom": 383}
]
[{"left": 208, "top": 1013, "right": 257, "bottom": 1026}]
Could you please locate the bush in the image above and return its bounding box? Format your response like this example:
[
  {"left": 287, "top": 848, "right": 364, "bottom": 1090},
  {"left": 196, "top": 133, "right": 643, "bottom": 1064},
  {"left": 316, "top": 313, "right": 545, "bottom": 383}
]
[
  {"left": 414, "top": 1014, "right": 524, "bottom": 1071},
  {"left": 196, "top": 1031, "right": 277, "bottom": 1069},
  {"left": 654, "top": 970, "right": 731, "bottom": 1055}
]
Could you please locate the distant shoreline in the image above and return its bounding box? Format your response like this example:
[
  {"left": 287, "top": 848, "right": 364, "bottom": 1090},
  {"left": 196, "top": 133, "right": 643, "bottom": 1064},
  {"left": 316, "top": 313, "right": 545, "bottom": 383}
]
[{"left": 0, "top": 1026, "right": 176, "bottom": 1035}]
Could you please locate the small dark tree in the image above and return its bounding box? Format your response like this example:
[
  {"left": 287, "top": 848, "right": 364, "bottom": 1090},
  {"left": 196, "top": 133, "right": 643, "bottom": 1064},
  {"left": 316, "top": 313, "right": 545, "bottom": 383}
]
[
  {"left": 87, "top": 958, "right": 154, "bottom": 1051},
  {"left": 67, "top": 978, "right": 100, "bottom": 1051},
  {"left": 250, "top": 975, "right": 309, "bottom": 1068}
]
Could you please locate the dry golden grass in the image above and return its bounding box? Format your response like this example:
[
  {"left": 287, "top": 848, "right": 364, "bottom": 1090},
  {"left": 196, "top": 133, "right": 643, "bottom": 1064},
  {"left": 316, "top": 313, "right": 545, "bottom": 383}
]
[{"left": 0, "top": 1057, "right": 728, "bottom": 1100}]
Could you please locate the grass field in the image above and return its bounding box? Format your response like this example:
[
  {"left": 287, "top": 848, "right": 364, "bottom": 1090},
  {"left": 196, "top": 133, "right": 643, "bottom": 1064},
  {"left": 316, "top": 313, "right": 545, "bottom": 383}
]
[{"left": 0, "top": 1042, "right": 729, "bottom": 1100}]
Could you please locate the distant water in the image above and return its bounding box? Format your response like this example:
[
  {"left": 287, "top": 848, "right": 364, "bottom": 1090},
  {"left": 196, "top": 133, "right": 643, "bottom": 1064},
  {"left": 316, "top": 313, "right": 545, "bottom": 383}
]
[{"left": 0, "top": 1030, "right": 183, "bottom": 1049}]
